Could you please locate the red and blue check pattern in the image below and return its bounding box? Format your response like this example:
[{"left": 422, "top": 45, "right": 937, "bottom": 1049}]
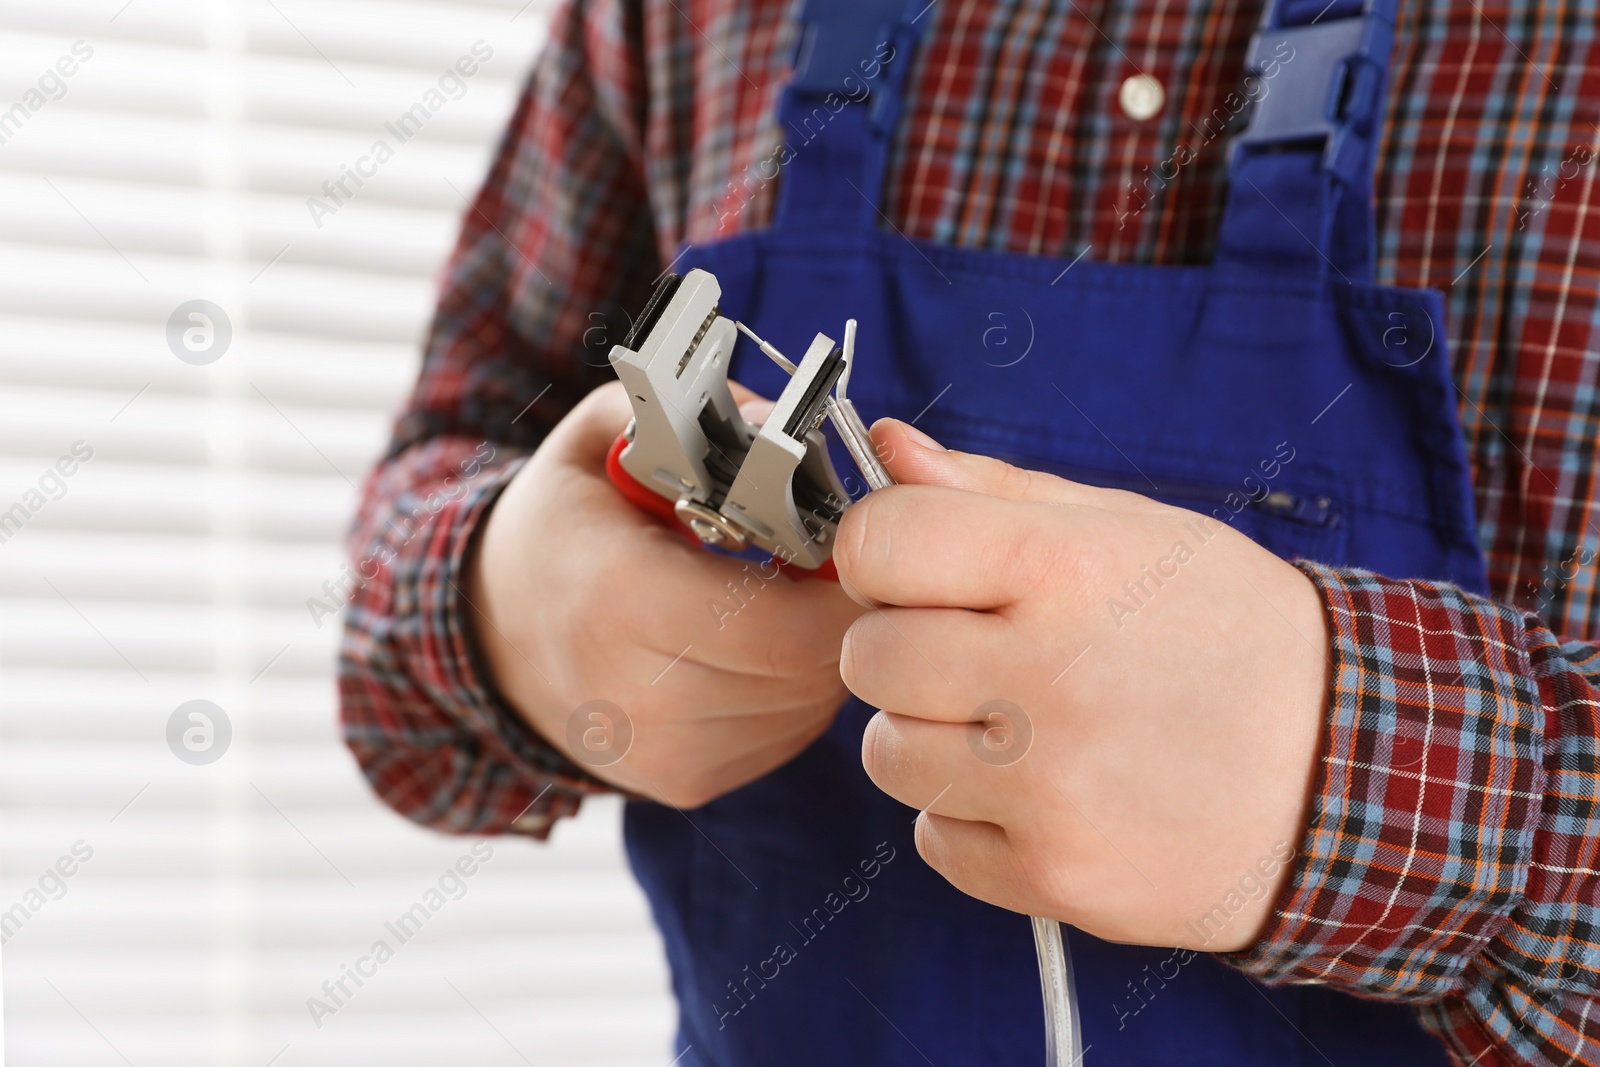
[
  {"left": 339, "top": 1, "right": 1600, "bottom": 1062},
  {"left": 1233, "top": 563, "right": 1583, "bottom": 1064}
]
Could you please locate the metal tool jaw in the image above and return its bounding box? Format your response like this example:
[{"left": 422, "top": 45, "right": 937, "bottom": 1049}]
[{"left": 608, "top": 268, "right": 852, "bottom": 571}]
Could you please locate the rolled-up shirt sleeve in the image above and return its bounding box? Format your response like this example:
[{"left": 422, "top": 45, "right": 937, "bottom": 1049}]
[
  {"left": 337, "top": 0, "right": 659, "bottom": 839},
  {"left": 1227, "top": 562, "right": 1600, "bottom": 1067}
]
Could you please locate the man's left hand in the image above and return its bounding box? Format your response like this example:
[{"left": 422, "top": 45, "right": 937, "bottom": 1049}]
[{"left": 834, "top": 419, "right": 1330, "bottom": 953}]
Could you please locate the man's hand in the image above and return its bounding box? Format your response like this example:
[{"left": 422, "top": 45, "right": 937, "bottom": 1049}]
[
  {"left": 835, "top": 420, "right": 1329, "bottom": 952},
  {"left": 467, "top": 381, "right": 864, "bottom": 809}
]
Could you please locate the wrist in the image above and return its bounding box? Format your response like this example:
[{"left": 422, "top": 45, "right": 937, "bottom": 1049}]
[{"left": 1231, "top": 559, "right": 1331, "bottom": 949}]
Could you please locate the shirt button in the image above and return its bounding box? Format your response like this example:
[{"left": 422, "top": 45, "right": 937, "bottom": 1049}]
[{"left": 1119, "top": 74, "right": 1165, "bottom": 121}]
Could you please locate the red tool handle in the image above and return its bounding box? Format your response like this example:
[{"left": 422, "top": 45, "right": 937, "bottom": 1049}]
[{"left": 606, "top": 431, "right": 839, "bottom": 582}]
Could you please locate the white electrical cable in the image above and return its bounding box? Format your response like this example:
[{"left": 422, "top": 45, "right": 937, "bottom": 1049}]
[
  {"left": 743, "top": 317, "right": 1084, "bottom": 1063},
  {"left": 1032, "top": 916, "right": 1083, "bottom": 1066}
]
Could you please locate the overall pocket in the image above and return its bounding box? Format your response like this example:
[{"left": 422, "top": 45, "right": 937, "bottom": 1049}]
[{"left": 982, "top": 448, "right": 1352, "bottom": 569}]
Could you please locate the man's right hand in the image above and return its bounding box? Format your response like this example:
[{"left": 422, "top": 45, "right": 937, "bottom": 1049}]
[{"left": 465, "top": 381, "right": 865, "bottom": 809}]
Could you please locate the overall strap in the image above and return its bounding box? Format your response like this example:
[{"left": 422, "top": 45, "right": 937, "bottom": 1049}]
[
  {"left": 769, "top": 0, "right": 921, "bottom": 234},
  {"left": 1214, "top": 0, "right": 1399, "bottom": 282}
]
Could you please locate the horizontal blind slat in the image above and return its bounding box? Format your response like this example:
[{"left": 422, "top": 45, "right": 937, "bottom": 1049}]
[{"left": 0, "top": 3, "right": 672, "bottom": 1063}]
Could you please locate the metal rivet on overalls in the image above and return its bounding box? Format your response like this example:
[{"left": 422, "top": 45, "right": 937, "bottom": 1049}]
[{"left": 1118, "top": 74, "right": 1165, "bottom": 121}]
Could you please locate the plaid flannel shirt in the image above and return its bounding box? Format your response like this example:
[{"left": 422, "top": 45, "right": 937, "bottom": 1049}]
[{"left": 338, "top": 0, "right": 1600, "bottom": 1062}]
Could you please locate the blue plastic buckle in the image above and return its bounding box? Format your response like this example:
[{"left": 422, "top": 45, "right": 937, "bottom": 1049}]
[
  {"left": 1231, "top": 7, "right": 1395, "bottom": 184},
  {"left": 788, "top": 0, "right": 903, "bottom": 98}
]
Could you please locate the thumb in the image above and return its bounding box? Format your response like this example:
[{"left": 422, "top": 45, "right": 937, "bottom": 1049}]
[{"left": 869, "top": 418, "right": 1123, "bottom": 508}]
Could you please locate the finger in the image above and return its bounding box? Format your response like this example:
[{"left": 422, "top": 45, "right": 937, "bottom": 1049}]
[
  {"left": 644, "top": 719, "right": 835, "bottom": 809},
  {"left": 629, "top": 642, "right": 848, "bottom": 719},
  {"left": 861, "top": 712, "right": 1015, "bottom": 822},
  {"left": 555, "top": 379, "right": 775, "bottom": 477},
  {"left": 738, "top": 397, "right": 776, "bottom": 425},
  {"left": 914, "top": 812, "right": 1032, "bottom": 913},
  {"left": 840, "top": 607, "right": 1010, "bottom": 718},
  {"left": 585, "top": 686, "right": 842, "bottom": 808},
  {"left": 536, "top": 398, "right": 862, "bottom": 678},
  {"left": 834, "top": 484, "right": 1057, "bottom": 609},
  {"left": 729, "top": 380, "right": 777, "bottom": 430},
  {"left": 531, "top": 463, "right": 862, "bottom": 679},
  {"left": 547, "top": 380, "right": 636, "bottom": 470},
  {"left": 629, "top": 686, "right": 840, "bottom": 764},
  {"left": 727, "top": 379, "right": 770, "bottom": 405},
  {"left": 872, "top": 419, "right": 1154, "bottom": 513},
  {"left": 618, "top": 544, "right": 866, "bottom": 677}
]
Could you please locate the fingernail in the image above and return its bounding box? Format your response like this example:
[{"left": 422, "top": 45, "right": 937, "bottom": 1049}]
[{"left": 898, "top": 421, "right": 946, "bottom": 451}]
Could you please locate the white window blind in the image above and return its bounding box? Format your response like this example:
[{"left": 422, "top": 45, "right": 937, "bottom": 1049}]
[{"left": 0, "top": 1, "right": 674, "bottom": 1064}]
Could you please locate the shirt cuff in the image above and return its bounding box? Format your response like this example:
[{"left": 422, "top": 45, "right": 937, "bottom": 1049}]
[
  {"left": 348, "top": 455, "right": 614, "bottom": 839},
  {"left": 1224, "top": 562, "right": 1546, "bottom": 999}
]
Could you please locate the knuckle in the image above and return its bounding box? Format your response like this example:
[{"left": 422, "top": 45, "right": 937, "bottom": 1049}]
[
  {"left": 838, "top": 620, "right": 864, "bottom": 691},
  {"left": 1104, "top": 485, "right": 1148, "bottom": 509},
  {"left": 1010, "top": 824, "right": 1084, "bottom": 918},
  {"left": 994, "top": 518, "right": 1052, "bottom": 597},
  {"left": 1009, "top": 510, "right": 1088, "bottom": 600},
  {"left": 835, "top": 488, "right": 903, "bottom": 585},
  {"left": 833, "top": 495, "right": 874, "bottom": 581},
  {"left": 996, "top": 458, "right": 1038, "bottom": 499},
  {"left": 1027, "top": 862, "right": 1082, "bottom": 925},
  {"left": 838, "top": 615, "right": 887, "bottom": 698},
  {"left": 859, "top": 711, "right": 905, "bottom": 785},
  {"left": 913, "top": 813, "right": 953, "bottom": 876}
]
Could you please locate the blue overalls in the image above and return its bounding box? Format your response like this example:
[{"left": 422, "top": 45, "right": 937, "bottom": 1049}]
[{"left": 624, "top": 0, "right": 1487, "bottom": 1061}]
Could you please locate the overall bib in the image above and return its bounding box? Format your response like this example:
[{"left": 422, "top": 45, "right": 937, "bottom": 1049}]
[{"left": 624, "top": 0, "right": 1487, "bottom": 1061}]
